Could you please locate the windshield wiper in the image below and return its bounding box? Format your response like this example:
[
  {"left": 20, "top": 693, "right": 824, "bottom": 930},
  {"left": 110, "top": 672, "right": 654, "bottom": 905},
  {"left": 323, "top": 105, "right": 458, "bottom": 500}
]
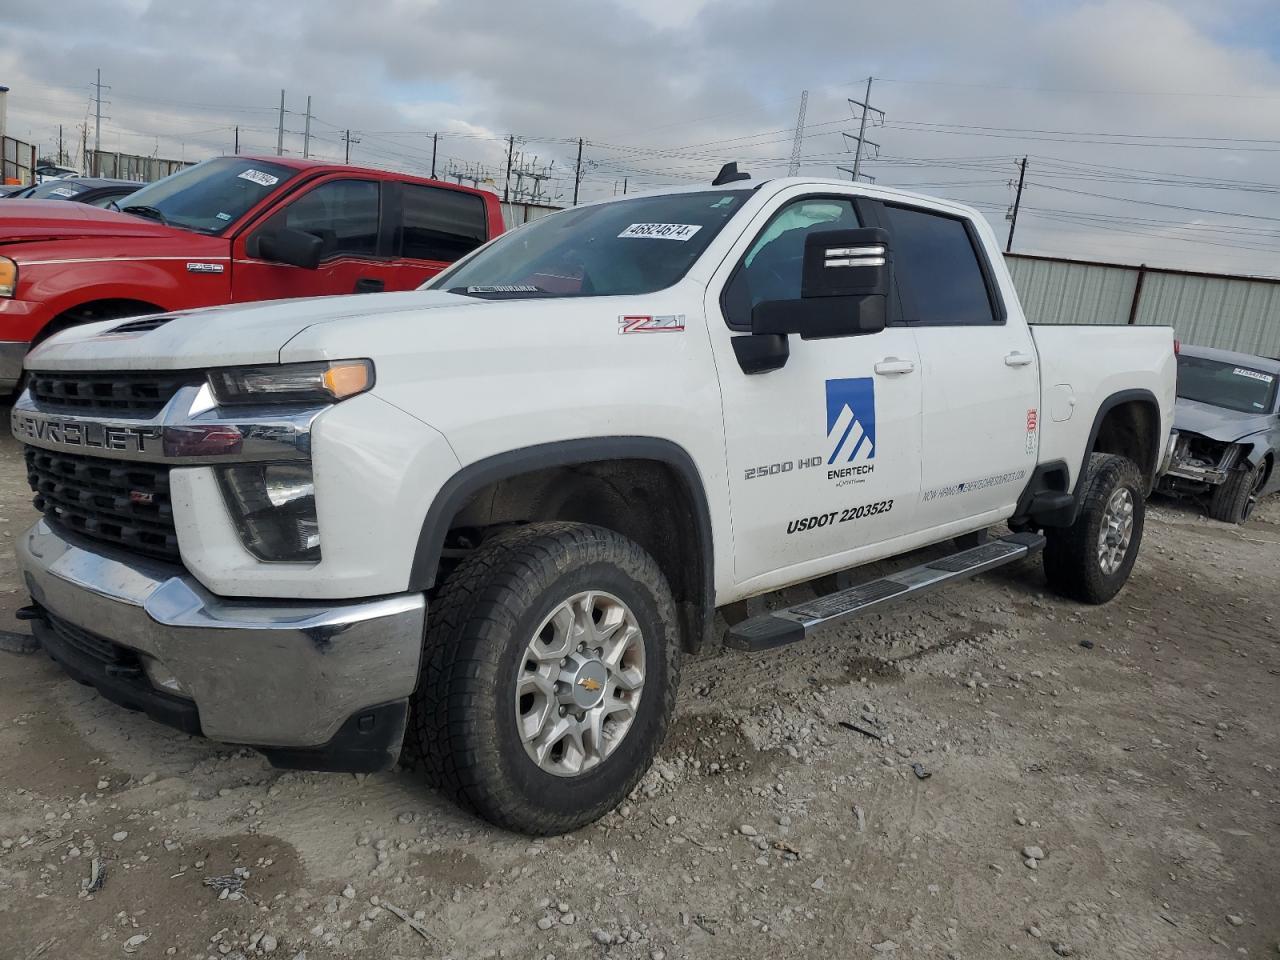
[
  {"left": 447, "top": 285, "right": 557, "bottom": 299},
  {"left": 120, "top": 204, "right": 170, "bottom": 225}
]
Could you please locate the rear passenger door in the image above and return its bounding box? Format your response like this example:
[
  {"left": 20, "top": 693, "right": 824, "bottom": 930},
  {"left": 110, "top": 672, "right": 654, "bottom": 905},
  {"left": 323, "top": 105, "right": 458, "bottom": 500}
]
[
  {"left": 869, "top": 201, "right": 1040, "bottom": 530},
  {"left": 235, "top": 177, "right": 397, "bottom": 300},
  {"left": 384, "top": 182, "right": 490, "bottom": 290}
]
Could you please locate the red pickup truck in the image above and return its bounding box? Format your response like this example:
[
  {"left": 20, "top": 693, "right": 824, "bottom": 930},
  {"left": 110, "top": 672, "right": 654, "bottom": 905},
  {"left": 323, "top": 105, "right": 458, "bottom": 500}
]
[{"left": 0, "top": 156, "right": 505, "bottom": 391}]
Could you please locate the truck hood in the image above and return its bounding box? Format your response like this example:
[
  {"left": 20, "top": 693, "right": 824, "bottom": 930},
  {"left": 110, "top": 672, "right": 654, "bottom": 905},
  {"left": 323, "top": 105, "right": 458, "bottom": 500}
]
[
  {"left": 1174, "top": 396, "right": 1274, "bottom": 443},
  {"left": 0, "top": 200, "right": 192, "bottom": 244},
  {"left": 26, "top": 291, "right": 483, "bottom": 371}
]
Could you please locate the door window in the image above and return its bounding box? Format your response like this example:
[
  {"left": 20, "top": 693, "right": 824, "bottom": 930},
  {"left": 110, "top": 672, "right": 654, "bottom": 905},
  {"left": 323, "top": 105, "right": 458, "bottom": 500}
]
[
  {"left": 398, "top": 184, "right": 488, "bottom": 262},
  {"left": 879, "top": 204, "right": 1000, "bottom": 325},
  {"left": 722, "top": 198, "right": 860, "bottom": 329},
  {"left": 273, "top": 179, "right": 380, "bottom": 260}
]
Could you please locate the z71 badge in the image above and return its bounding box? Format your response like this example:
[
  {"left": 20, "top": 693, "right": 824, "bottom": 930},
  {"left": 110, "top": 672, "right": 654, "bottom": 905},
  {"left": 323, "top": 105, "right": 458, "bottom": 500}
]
[{"left": 618, "top": 314, "right": 685, "bottom": 334}]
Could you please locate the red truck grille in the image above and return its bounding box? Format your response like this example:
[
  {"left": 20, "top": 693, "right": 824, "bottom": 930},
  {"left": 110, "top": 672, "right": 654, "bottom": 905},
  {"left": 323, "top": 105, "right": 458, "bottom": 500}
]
[
  {"left": 24, "top": 448, "right": 179, "bottom": 562},
  {"left": 28, "top": 370, "right": 195, "bottom": 418}
]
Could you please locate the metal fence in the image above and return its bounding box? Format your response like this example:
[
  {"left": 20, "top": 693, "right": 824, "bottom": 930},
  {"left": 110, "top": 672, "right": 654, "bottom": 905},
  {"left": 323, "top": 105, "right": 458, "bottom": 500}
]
[
  {"left": 88, "top": 150, "right": 193, "bottom": 182},
  {"left": 1007, "top": 254, "right": 1280, "bottom": 358},
  {"left": 2, "top": 136, "right": 36, "bottom": 185}
]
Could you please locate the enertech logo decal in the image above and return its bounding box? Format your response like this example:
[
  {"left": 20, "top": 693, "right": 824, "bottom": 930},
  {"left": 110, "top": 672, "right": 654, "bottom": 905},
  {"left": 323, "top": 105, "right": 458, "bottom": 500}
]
[{"left": 826, "top": 377, "right": 876, "bottom": 464}]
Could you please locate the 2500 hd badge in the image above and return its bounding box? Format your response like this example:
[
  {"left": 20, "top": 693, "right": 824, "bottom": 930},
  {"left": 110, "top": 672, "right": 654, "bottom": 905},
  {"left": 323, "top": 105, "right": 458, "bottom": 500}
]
[{"left": 787, "top": 498, "right": 894, "bottom": 534}]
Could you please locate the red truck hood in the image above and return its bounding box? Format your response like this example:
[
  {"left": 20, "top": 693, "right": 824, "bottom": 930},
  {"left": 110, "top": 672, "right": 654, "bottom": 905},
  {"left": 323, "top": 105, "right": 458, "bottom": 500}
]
[{"left": 0, "top": 200, "right": 195, "bottom": 244}]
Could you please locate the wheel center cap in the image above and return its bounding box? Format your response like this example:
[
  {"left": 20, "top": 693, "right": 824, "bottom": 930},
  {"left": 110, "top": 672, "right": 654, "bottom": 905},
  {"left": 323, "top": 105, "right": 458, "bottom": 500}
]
[{"left": 565, "top": 657, "right": 608, "bottom": 709}]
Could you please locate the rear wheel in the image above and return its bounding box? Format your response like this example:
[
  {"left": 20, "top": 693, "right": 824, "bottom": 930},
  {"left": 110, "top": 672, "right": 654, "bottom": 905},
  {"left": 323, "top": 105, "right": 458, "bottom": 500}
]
[
  {"left": 406, "top": 522, "right": 680, "bottom": 835},
  {"left": 1043, "top": 453, "right": 1145, "bottom": 604},
  {"left": 1208, "top": 459, "right": 1266, "bottom": 524}
]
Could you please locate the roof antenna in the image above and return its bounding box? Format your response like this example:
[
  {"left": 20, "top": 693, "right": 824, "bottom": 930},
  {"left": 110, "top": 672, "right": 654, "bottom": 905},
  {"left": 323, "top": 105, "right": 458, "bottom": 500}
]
[{"left": 712, "top": 162, "right": 751, "bottom": 186}]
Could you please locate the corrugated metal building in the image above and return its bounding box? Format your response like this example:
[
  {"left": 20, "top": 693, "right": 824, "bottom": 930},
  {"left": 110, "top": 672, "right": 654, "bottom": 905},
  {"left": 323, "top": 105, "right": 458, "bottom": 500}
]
[{"left": 1006, "top": 254, "right": 1280, "bottom": 358}]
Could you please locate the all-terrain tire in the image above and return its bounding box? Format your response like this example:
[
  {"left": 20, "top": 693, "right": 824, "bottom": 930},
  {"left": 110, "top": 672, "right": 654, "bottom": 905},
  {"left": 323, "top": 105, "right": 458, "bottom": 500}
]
[
  {"left": 1043, "top": 453, "right": 1145, "bottom": 605},
  {"left": 1207, "top": 459, "right": 1266, "bottom": 524},
  {"left": 405, "top": 522, "right": 680, "bottom": 835}
]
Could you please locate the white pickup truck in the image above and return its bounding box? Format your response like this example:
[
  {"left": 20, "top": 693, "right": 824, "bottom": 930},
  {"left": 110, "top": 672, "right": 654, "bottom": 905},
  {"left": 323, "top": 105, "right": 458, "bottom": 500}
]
[{"left": 11, "top": 169, "right": 1177, "bottom": 834}]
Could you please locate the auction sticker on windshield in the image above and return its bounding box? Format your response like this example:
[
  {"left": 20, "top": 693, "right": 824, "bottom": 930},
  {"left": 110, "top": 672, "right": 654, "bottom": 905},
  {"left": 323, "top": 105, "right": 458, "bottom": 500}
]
[
  {"left": 237, "top": 169, "right": 279, "bottom": 187},
  {"left": 618, "top": 223, "right": 703, "bottom": 241},
  {"left": 1233, "top": 367, "right": 1274, "bottom": 383}
]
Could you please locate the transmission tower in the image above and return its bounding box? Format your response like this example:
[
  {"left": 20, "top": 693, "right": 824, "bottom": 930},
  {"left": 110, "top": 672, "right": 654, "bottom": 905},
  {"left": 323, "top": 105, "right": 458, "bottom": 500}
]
[
  {"left": 844, "top": 77, "right": 885, "bottom": 183},
  {"left": 787, "top": 90, "right": 808, "bottom": 176}
]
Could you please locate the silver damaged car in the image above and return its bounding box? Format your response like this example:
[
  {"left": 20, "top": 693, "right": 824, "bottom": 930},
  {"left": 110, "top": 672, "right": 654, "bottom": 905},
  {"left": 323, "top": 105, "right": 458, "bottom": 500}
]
[{"left": 1159, "top": 345, "right": 1280, "bottom": 523}]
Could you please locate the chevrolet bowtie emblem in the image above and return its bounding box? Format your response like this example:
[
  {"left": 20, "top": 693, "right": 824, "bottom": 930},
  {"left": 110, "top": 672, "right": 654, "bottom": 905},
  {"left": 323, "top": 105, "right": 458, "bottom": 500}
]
[{"left": 576, "top": 677, "right": 603, "bottom": 693}]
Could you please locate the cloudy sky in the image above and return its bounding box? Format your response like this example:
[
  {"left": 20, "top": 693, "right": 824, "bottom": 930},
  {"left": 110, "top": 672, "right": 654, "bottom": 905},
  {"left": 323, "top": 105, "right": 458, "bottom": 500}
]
[{"left": 4, "top": 0, "right": 1280, "bottom": 276}]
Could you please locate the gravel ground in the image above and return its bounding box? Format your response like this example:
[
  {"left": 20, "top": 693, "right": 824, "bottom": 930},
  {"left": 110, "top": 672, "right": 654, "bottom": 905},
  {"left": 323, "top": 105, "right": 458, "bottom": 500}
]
[{"left": 1, "top": 419, "right": 1277, "bottom": 960}]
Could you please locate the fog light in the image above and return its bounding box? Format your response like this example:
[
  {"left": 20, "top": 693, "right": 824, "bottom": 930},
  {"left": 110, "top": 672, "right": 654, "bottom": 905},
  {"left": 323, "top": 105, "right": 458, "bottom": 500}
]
[
  {"left": 217, "top": 462, "right": 320, "bottom": 562},
  {"left": 143, "top": 657, "right": 189, "bottom": 696}
]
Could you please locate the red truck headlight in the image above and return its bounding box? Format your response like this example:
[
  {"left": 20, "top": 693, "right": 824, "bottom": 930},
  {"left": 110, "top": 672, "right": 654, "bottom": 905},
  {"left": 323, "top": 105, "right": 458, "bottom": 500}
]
[{"left": 0, "top": 257, "right": 17, "bottom": 298}]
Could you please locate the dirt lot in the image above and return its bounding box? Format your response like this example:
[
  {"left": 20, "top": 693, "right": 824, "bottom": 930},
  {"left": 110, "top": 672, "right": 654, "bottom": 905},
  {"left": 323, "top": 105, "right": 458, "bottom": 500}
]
[{"left": 1, "top": 421, "right": 1277, "bottom": 960}]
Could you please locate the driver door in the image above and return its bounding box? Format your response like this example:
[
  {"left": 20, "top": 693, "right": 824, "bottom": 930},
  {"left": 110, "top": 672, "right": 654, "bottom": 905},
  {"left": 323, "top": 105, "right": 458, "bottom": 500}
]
[
  {"left": 232, "top": 177, "right": 397, "bottom": 302},
  {"left": 707, "top": 190, "right": 924, "bottom": 590}
]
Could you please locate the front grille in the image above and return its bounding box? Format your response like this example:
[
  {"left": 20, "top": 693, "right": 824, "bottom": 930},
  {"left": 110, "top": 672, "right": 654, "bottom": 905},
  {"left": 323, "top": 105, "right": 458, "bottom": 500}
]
[
  {"left": 25, "top": 448, "right": 179, "bottom": 561},
  {"left": 28, "top": 370, "right": 195, "bottom": 417},
  {"left": 43, "top": 609, "right": 143, "bottom": 673}
]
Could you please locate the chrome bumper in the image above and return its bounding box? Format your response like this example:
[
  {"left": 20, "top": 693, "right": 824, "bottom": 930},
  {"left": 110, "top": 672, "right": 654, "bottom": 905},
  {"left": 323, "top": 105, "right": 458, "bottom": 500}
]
[{"left": 18, "top": 519, "right": 426, "bottom": 749}]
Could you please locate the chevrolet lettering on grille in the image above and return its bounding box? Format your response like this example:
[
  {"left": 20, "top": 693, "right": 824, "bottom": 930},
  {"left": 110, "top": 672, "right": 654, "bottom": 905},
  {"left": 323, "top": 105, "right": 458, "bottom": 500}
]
[{"left": 11, "top": 410, "right": 161, "bottom": 455}]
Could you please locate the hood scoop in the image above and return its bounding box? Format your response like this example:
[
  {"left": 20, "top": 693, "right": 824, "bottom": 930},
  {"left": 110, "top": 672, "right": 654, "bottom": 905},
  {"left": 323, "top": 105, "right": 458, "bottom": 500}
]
[{"left": 109, "top": 315, "right": 174, "bottom": 334}]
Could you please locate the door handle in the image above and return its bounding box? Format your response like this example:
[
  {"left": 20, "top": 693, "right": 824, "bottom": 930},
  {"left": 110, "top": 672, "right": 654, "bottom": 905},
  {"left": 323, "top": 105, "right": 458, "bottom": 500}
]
[
  {"left": 1004, "top": 351, "right": 1034, "bottom": 367},
  {"left": 354, "top": 277, "right": 385, "bottom": 293},
  {"left": 874, "top": 357, "right": 916, "bottom": 376}
]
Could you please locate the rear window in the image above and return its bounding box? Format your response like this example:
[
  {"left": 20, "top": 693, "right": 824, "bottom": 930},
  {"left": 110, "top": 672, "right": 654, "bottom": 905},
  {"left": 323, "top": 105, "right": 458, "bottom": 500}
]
[
  {"left": 27, "top": 181, "right": 89, "bottom": 199},
  {"left": 882, "top": 204, "right": 999, "bottom": 325},
  {"left": 398, "top": 184, "right": 488, "bottom": 262}
]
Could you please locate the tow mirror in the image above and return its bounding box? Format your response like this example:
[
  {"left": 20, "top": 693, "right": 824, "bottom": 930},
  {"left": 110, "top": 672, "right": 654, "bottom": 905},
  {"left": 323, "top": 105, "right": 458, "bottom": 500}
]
[
  {"left": 257, "top": 227, "right": 323, "bottom": 270},
  {"left": 750, "top": 228, "right": 889, "bottom": 340}
]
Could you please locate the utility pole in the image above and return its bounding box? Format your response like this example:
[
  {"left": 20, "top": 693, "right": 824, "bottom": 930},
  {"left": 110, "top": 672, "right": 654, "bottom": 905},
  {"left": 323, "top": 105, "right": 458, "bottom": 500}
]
[
  {"left": 572, "top": 137, "right": 584, "bottom": 206},
  {"left": 848, "top": 77, "right": 884, "bottom": 183},
  {"left": 1006, "top": 156, "right": 1028, "bottom": 253},
  {"left": 342, "top": 129, "right": 360, "bottom": 164},
  {"left": 57, "top": 124, "right": 64, "bottom": 165},
  {"left": 622, "top": 177, "right": 628, "bottom": 195},
  {"left": 234, "top": 126, "right": 239, "bottom": 155},
  {"left": 430, "top": 133, "right": 438, "bottom": 178},
  {"left": 276, "top": 90, "right": 285, "bottom": 156},
  {"left": 302, "top": 95, "right": 312, "bottom": 159},
  {"left": 502, "top": 135, "right": 515, "bottom": 202},
  {"left": 787, "top": 89, "right": 808, "bottom": 176},
  {"left": 91, "top": 68, "right": 110, "bottom": 176}
]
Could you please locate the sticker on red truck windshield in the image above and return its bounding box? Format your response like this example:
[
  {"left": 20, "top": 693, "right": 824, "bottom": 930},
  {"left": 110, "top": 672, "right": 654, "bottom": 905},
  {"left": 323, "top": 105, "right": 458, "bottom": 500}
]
[
  {"left": 237, "top": 169, "right": 279, "bottom": 187},
  {"left": 618, "top": 223, "right": 702, "bottom": 241}
]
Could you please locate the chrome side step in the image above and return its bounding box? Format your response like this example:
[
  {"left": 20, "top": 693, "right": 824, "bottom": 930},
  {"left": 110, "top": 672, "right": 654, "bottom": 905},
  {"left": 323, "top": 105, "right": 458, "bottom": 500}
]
[{"left": 724, "top": 532, "right": 1046, "bottom": 652}]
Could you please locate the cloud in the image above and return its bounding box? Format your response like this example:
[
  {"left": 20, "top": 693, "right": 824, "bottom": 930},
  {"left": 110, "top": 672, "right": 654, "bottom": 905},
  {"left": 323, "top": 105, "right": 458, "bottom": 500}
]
[{"left": 2, "top": 0, "right": 1278, "bottom": 274}]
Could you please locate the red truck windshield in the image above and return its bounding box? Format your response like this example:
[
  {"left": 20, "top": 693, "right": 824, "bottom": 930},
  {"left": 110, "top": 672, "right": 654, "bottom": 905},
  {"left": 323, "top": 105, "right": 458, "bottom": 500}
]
[{"left": 111, "top": 157, "right": 298, "bottom": 235}]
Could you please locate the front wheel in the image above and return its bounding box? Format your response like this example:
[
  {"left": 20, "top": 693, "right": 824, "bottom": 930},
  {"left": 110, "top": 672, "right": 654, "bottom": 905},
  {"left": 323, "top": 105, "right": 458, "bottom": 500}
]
[
  {"left": 1043, "top": 453, "right": 1146, "bottom": 604},
  {"left": 406, "top": 522, "right": 680, "bottom": 835},
  {"left": 1208, "top": 459, "right": 1266, "bottom": 524}
]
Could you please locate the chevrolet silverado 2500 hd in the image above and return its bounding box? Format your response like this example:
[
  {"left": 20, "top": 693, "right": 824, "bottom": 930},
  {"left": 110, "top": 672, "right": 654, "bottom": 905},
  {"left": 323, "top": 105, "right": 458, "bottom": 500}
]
[
  {"left": 12, "top": 172, "right": 1176, "bottom": 834},
  {"left": 0, "top": 155, "right": 503, "bottom": 392}
]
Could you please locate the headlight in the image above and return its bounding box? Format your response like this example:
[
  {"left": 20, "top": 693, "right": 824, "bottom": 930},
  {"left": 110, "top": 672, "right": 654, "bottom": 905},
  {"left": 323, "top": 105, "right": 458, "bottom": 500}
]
[
  {"left": 0, "top": 257, "right": 17, "bottom": 298},
  {"left": 208, "top": 359, "right": 374, "bottom": 405},
  {"left": 217, "top": 462, "right": 320, "bottom": 562}
]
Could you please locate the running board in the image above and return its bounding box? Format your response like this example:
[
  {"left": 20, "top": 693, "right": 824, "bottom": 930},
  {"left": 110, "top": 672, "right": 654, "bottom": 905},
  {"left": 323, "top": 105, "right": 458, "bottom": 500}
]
[{"left": 724, "top": 532, "right": 1046, "bottom": 652}]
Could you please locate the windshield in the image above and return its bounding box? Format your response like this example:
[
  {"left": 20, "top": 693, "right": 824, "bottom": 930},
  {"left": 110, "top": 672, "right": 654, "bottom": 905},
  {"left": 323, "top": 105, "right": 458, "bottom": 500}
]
[
  {"left": 112, "top": 157, "right": 298, "bottom": 235},
  {"left": 1177, "top": 354, "right": 1278, "bottom": 414},
  {"left": 428, "top": 190, "right": 751, "bottom": 297}
]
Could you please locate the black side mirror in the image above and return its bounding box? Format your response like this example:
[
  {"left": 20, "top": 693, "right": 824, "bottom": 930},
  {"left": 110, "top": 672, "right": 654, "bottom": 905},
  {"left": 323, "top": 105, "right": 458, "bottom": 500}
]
[
  {"left": 750, "top": 228, "right": 889, "bottom": 340},
  {"left": 257, "top": 227, "right": 323, "bottom": 270}
]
